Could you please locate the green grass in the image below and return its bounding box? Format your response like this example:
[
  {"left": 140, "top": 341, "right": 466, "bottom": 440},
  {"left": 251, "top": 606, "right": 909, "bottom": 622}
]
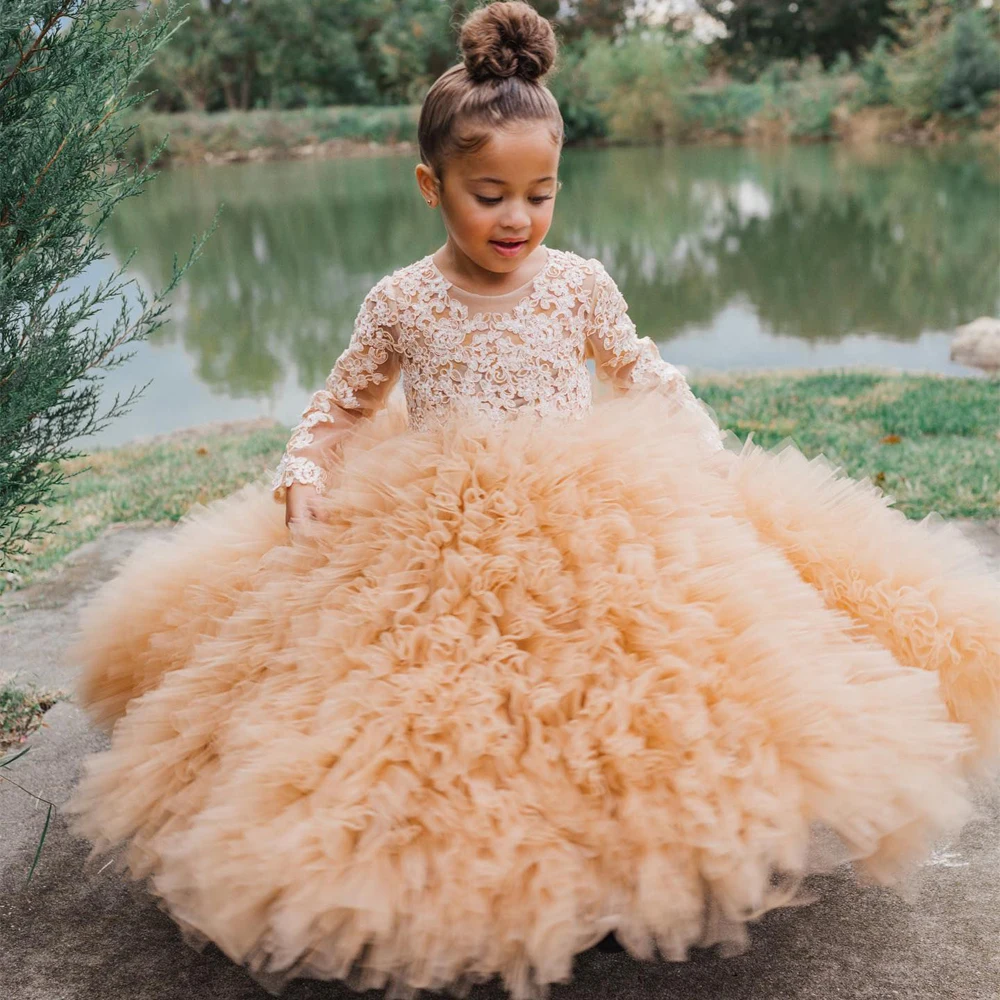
[
  {"left": 126, "top": 106, "right": 420, "bottom": 165},
  {"left": 3, "top": 372, "right": 997, "bottom": 595},
  {"left": 693, "top": 370, "right": 1000, "bottom": 520},
  {"left": 0, "top": 681, "right": 63, "bottom": 882},
  {"left": 2, "top": 418, "right": 291, "bottom": 594},
  {"left": 0, "top": 678, "right": 64, "bottom": 752}
]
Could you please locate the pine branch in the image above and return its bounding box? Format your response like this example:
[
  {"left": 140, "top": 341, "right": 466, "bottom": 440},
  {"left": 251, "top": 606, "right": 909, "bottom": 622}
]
[
  {"left": 0, "top": 136, "right": 69, "bottom": 233},
  {"left": 1, "top": 1, "right": 214, "bottom": 579},
  {"left": 0, "top": 3, "right": 74, "bottom": 94}
]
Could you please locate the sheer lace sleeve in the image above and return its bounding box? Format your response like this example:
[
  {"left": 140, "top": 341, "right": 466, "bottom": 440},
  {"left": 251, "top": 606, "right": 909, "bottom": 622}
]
[
  {"left": 584, "top": 260, "right": 724, "bottom": 451},
  {"left": 271, "top": 277, "right": 402, "bottom": 503}
]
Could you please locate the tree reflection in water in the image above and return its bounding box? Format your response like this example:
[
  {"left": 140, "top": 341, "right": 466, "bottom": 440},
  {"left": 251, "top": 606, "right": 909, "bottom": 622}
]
[{"left": 98, "top": 142, "right": 999, "bottom": 405}]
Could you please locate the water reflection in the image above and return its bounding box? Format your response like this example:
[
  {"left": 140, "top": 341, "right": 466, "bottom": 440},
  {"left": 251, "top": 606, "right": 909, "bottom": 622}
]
[
  {"left": 85, "top": 143, "right": 998, "bottom": 447},
  {"left": 564, "top": 144, "right": 999, "bottom": 343}
]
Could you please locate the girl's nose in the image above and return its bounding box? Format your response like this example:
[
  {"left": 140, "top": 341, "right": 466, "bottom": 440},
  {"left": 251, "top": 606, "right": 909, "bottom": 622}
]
[{"left": 502, "top": 202, "right": 531, "bottom": 229}]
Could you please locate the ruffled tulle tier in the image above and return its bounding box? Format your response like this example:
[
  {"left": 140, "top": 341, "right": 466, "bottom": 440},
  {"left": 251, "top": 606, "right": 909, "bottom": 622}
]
[{"left": 63, "top": 393, "right": 1000, "bottom": 998}]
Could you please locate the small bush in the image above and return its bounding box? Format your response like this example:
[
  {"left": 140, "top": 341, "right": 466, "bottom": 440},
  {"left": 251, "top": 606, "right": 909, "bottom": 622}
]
[
  {"left": 554, "top": 31, "right": 708, "bottom": 143},
  {"left": 786, "top": 82, "right": 838, "bottom": 138},
  {"left": 684, "top": 83, "right": 765, "bottom": 135},
  {"left": 855, "top": 37, "right": 894, "bottom": 107},
  {"left": 890, "top": 5, "right": 1000, "bottom": 121},
  {"left": 548, "top": 40, "right": 610, "bottom": 143},
  {"left": 937, "top": 9, "right": 1000, "bottom": 116}
]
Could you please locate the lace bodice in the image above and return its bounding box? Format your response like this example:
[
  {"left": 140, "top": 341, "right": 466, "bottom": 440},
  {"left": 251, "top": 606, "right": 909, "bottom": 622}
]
[{"left": 272, "top": 246, "right": 723, "bottom": 501}]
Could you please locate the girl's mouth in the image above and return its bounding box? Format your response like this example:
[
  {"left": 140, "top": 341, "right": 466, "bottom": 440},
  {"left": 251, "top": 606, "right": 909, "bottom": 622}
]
[{"left": 490, "top": 239, "right": 527, "bottom": 258}]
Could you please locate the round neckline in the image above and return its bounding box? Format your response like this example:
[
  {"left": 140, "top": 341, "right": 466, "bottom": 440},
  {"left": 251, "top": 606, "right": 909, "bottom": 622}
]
[{"left": 427, "top": 245, "right": 551, "bottom": 299}]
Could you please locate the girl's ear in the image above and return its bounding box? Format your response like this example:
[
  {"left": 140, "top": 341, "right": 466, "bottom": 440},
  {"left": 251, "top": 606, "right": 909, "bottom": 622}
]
[{"left": 415, "top": 163, "right": 439, "bottom": 208}]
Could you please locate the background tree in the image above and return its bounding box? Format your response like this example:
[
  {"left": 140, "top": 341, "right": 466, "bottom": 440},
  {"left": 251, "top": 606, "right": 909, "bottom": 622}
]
[
  {"left": 1, "top": 0, "right": 214, "bottom": 572},
  {"left": 886, "top": 0, "right": 1000, "bottom": 118},
  {"left": 555, "top": 0, "right": 631, "bottom": 43},
  {"left": 129, "top": 0, "right": 640, "bottom": 113},
  {"left": 699, "top": 0, "right": 896, "bottom": 74}
]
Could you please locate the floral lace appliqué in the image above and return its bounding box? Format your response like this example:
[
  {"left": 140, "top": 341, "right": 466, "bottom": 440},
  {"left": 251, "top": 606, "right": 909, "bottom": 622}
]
[{"left": 272, "top": 248, "right": 723, "bottom": 501}]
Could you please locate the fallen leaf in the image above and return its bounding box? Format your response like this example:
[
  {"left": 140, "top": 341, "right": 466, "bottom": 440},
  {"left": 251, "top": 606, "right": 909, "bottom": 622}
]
[{"left": 880, "top": 434, "right": 902, "bottom": 444}]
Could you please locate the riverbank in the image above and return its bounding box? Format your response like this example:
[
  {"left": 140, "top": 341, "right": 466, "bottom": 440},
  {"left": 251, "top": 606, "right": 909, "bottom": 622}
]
[
  {"left": 3, "top": 369, "right": 997, "bottom": 598},
  {"left": 124, "top": 101, "right": 999, "bottom": 168},
  {"left": 126, "top": 107, "right": 420, "bottom": 168}
]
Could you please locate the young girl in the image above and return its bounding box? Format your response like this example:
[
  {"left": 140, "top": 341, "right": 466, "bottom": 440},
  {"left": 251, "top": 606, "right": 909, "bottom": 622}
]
[{"left": 65, "top": 4, "right": 1000, "bottom": 999}]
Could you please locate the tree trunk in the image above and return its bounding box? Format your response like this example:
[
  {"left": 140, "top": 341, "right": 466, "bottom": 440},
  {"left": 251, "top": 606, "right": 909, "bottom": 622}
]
[
  {"left": 221, "top": 75, "right": 238, "bottom": 111},
  {"left": 240, "top": 54, "right": 255, "bottom": 111}
]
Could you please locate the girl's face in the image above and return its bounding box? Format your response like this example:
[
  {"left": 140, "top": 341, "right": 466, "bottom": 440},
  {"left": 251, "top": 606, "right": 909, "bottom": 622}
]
[{"left": 416, "top": 121, "right": 561, "bottom": 282}]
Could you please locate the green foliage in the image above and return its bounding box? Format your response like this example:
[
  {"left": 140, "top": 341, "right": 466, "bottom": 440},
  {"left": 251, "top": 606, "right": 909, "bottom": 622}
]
[
  {"left": 547, "top": 38, "right": 610, "bottom": 143},
  {"left": 785, "top": 83, "right": 837, "bottom": 137},
  {"left": 687, "top": 0, "right": 1000, "bottom": 137},
  {"left": 128, "top": 0, "right": 635, "bottom": 114},
  {"left": 699, "top": 0, "right": 896, "bottom": 76},
  {"left": 937, "top": 9, "right": 1000, "bottom": 115},
  {"left": 828, "top": 51, "right": 854, "bottom": 77},
  {"left": 887, "top": 0, "right": 1000, "bottom": 120},
  {"left": 326, "top": 106, "right": 418, "bottom": 142},
  {"left": 0, "top": 678, "right": 61, "bottom": 751},
  {"left": 683, "top": 83, "right": 765, "bottom": 134},
  {"left": 100, "top": 1, "right": 1000, "bottom": 144},
  {"left": 696, "top": 0, "right": 999, "bottom": 127},
  {"left": 886, "top": 0, "right": 953, "bottom": 118},
  {"left": 774, "top": 58, "right": 842, "bottom": 137},
  {"left": 682, "top": 55, "right": 848, "bottom": 139},
  {"left": 552, "top": 30, "right": 708, "bottom": 143},
  {"left": 855, "top": 36, "right": 894, "bottom": 106},
  {"left": 130, "top": 0, "right": 458, "bottom": 112},
  {"left": 1, "top": 420, "right": 293, "bottom": 592},
  {"left": 1, "top": 1, "right": 215, "bottom": 568}
]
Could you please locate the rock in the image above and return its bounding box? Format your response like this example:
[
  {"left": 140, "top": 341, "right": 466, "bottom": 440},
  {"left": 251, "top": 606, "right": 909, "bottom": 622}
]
[{"left": 950, "top": 316, "right": 1000, "bottom": 371}]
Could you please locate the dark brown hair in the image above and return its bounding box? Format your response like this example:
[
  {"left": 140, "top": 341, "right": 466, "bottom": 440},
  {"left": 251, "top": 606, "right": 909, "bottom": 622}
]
[{"left": 418, "top": 2, "right": 564, "bottom": 185}]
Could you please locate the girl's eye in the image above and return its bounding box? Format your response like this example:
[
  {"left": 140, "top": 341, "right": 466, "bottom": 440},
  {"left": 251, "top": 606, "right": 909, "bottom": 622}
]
[{"left": 474, "top": 196, "right": 554, "bottom": 206}]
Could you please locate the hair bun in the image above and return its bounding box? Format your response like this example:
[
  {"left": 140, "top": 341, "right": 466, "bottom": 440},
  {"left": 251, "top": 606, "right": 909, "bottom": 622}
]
[{"left": 460, "top": 1, "right": 557, "bottom": 84}]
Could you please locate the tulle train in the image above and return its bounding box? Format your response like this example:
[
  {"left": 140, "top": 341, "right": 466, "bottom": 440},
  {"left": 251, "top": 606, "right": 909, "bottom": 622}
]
[{"left": 64, "top": 393, "right": 999, "bottom": 998}]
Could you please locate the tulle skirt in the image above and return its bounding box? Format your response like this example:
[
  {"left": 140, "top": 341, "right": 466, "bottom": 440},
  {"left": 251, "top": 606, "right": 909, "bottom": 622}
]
[{"left": 63, "top": 393, "right": 1000, "bottom": 999}]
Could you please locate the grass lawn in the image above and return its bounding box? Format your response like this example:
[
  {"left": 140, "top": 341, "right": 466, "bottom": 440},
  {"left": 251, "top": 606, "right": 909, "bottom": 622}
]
[
  {"left": 696, "top": 369, "right": 1000, "bottom": 520},
  {"left": 2, "top": 370, "right": 997, "bottom": 597}
]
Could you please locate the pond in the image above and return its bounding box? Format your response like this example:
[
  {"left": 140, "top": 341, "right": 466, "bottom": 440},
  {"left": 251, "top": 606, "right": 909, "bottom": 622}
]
[{"left": 79, "top": 142, "right": 999, "bottom": 449}]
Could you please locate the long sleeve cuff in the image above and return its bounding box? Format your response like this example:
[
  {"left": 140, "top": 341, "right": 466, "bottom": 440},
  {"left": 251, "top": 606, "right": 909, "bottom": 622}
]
[{"left": 271, "top": 453, "right": 328, "bottom": 504}]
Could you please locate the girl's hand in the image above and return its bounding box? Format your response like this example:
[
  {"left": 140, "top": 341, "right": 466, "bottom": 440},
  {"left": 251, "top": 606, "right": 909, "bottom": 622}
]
[{"left": 285, "top": 482, "right": 324, "bottom": 528}]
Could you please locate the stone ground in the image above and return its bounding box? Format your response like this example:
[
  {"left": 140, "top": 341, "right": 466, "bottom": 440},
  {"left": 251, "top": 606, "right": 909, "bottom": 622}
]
[{"left": 1, "top": 520, "right": 998, "bottom": 1000}]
